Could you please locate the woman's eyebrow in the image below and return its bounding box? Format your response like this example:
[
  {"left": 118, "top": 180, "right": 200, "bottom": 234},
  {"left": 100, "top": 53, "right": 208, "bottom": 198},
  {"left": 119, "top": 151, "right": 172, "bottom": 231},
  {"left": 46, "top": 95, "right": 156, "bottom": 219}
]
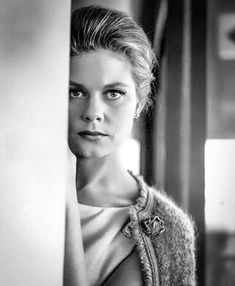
[
  {"left": 104, "top": 82, "right": 130, "bottom": 89},
  {"left": 69, "top": 81, "right": 85, "bottom": 89},
  {"left": 69, "top": 81, "right": 129, "bottom": 90}
]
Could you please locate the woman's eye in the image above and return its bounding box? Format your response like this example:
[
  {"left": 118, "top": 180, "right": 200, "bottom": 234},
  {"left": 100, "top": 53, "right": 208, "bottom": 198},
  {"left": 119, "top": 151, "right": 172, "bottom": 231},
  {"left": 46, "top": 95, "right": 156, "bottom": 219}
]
[
  {"left": 69, "top": 90, "right": 86, "bottom": 99},
  {"left": 105, "top": 90, "right": 126, "bottom": 100}
]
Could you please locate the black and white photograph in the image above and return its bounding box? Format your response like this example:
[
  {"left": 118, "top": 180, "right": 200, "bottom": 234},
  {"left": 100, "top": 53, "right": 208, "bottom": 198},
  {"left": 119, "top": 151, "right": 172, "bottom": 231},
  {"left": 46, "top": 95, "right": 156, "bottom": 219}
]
[{"left": 1, "top": 0, "right": 235, "bottom": 285}]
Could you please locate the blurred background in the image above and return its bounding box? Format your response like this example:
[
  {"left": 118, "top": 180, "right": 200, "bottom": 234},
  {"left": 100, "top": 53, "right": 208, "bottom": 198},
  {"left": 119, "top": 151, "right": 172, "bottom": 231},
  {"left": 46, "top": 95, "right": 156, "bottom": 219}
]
[
  {"left": 73, "top": 0, "right": 235, "bottom": 285},
  {"left": 1, "top": 0, "right": 235, "bottom": 285}
]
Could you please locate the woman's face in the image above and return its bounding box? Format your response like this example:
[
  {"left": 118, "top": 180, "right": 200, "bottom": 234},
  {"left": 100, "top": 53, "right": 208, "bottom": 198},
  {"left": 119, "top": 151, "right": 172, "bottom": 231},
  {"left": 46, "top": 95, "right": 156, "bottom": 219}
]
[{"left": 69, "top": 49, "right": 138, "bottom": 159}]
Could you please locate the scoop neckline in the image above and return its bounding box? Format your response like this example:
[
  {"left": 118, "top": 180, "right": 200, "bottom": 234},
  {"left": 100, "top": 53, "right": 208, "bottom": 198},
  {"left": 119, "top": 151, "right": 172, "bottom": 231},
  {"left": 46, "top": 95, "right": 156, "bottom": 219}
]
[
  {"left": 78, "top": 202, "right": 133, "bottom": 209},
  {"left": 77, "top": 169, "right": 141, "bottom": 209}
]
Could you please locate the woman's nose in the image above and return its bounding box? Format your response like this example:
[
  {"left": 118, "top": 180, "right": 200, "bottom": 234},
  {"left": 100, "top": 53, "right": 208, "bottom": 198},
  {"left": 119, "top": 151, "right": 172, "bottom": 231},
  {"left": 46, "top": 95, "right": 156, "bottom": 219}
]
[{"left": 81, "top": 97, "right": 104, "bottom": 123}]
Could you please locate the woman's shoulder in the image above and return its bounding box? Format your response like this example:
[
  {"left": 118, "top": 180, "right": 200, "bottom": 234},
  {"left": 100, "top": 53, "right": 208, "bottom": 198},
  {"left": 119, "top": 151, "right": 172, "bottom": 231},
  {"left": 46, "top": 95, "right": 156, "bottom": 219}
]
[
  {"left": 129, "top": 170, "right": 195, "bottom": 237},
  {"left": 148, "top": 187, "right": 196, "bottom": 285},
  {"left": 149, "top": 186, "right": 195, "bottom": 237},
  {"left": 126, "top": 172, "right": 197, "bottom": 285}
]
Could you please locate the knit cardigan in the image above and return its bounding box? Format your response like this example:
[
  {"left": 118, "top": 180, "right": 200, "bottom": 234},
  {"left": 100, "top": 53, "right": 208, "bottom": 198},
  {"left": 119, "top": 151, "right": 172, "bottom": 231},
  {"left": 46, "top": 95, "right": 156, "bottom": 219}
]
[{"left": 122, "top": 172, "right": 196, "bottom": 286}]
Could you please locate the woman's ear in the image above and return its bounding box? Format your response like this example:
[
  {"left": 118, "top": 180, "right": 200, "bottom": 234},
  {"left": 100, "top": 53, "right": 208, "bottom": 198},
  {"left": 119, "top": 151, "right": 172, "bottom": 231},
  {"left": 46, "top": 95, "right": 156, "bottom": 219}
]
[
  {"left": 134, "top": 101, "right": 144, "bottom": 119},
  {"left": 134, "top": 103, "right": 142, "bottom": 119},
  {"left": 134, "top": 108, "right": 139, "bottom": 119}
]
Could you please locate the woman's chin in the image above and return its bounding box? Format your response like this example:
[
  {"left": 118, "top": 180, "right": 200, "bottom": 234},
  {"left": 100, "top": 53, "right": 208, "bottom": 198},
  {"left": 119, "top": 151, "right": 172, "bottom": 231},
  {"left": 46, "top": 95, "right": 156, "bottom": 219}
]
[
  {"left": 68, "top": 139, "right": 126, "bottom": 160},
  {"left": 71, "top": 146, "right": 112, "bottom": 160}
]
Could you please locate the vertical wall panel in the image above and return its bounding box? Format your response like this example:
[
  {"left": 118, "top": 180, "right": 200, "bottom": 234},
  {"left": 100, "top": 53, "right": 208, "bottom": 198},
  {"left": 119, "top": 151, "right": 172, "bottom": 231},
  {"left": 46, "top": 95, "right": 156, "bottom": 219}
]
[{"left": 0, "top": 1, "right": 71, "bottom": 285}]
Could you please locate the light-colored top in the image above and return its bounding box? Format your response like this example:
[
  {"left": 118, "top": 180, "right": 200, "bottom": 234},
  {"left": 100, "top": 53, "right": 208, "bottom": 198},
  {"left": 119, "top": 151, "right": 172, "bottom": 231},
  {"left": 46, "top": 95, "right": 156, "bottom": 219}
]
[{"left": 78, "top": 203, "right": 135, "bottom": 286}]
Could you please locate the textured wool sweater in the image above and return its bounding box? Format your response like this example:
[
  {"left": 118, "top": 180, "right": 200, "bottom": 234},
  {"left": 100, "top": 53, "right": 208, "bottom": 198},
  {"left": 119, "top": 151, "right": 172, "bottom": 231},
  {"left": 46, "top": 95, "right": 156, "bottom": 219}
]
[{"left": 122, "top": 171, "right": 196, "bottom": 286}]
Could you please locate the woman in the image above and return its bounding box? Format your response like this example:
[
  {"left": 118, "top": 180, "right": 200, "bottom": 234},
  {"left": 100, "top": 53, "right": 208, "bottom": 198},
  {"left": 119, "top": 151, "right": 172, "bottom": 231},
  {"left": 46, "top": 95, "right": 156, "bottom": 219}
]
[{"left": 68, "top": 5, "right": 196, "bottom": 286}]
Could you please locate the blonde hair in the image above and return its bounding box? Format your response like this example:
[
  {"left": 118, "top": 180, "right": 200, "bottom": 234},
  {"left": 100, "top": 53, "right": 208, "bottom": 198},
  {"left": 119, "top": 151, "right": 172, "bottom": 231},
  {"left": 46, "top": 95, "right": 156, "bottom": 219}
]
[{"left": 71, "top": 5, "right": 158, "bottom": 113}]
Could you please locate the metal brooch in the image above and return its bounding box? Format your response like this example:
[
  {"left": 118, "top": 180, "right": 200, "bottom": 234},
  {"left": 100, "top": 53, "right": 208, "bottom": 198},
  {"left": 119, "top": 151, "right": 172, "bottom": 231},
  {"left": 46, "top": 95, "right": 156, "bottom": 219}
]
[{"left": 140, "top": 215, "right": 165, "bottom": 237}]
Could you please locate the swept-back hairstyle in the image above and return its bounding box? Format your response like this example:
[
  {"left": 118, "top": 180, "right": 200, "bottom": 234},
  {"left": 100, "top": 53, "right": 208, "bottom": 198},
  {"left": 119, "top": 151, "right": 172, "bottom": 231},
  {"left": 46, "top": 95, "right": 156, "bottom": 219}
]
[{"left": 71, "top": 5, "right": 157, "bottom": 112}]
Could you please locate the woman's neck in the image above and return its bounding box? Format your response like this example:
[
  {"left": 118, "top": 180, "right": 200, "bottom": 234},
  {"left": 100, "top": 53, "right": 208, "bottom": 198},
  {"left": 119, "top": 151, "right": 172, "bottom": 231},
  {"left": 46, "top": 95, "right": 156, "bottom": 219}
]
[{"left": 75, "top": 150, "right": 139, "bottom": 207}]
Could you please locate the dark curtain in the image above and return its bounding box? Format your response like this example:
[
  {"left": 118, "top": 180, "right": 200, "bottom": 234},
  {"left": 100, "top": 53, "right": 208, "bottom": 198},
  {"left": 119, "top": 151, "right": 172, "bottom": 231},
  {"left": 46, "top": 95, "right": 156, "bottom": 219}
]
[{"left": 139, "top": 1, "right": 207, "bottom": 285}]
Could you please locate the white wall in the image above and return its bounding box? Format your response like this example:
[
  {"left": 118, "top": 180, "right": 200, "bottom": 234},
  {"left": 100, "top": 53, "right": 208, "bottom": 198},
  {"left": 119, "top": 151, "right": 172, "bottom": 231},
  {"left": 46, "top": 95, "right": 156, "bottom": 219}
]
[{"left": 0, "top": 1, "right": 71, "bottom": 285}]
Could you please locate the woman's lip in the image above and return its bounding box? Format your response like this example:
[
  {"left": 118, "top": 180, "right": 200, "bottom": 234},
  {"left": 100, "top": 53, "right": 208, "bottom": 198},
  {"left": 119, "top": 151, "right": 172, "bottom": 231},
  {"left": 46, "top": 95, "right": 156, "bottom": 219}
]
[
  {"left": 78, "top": 130, "right": 108, "bottom": 136},
  {"left": 77, "top": 131, "right": 109, "bottom": 141}
]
